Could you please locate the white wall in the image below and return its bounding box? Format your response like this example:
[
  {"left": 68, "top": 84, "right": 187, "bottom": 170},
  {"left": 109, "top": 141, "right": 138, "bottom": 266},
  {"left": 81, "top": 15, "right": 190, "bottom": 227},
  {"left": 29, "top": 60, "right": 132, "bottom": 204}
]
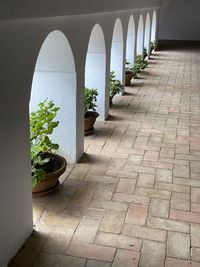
[
  {"left": 159, "top": 0, "right": 200, "bottom": 41},
  {"left": 85, "top": 24, "right": 107, "bottom": 120},
  {"left": 110, "top": 19, "right": 124, "bottom": 82},
  {"left": 126, "top": 15, "right": 136, "bottom": 65},
  {"left": 0, "top": 5, "right": 159, "bottom": 266},
  {"left": 30, "top": 30, "right": 78, "bottom": 163},
  {"left": 136, "top": 15, "right": 144, "bottom": 55}
]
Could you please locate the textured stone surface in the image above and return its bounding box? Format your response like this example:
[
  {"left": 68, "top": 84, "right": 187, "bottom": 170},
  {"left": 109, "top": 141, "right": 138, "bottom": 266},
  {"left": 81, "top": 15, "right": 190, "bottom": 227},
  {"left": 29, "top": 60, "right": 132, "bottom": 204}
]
[
  {"left": 100, "top": 210, "right": 126, "bottom": 234},
  {"left": 68, "top": 242, "right": 116, "bottom": 262},
  {"left": 112, "top": 249, "right": 140, "bottom": 267},
  {"left": 95, "top": 232, "right": 142, "bottom": 251},
  {"left": 171, "top": 192, "right": 190, "bottom": 211},
  {"left": 167, "top": 232, "right": 190, "bottom": 259},
  {"left": 140, "top": 240, "right": 165, "bottom": 267},
  {"left": 123, "top": 224, "right": 167, "bottom": 242},
  {"left": 125, "top": 204, "right": 148, "bottom": 225},
  {"left": 149, "top": 198, "right": 169, "bottom": 218}
]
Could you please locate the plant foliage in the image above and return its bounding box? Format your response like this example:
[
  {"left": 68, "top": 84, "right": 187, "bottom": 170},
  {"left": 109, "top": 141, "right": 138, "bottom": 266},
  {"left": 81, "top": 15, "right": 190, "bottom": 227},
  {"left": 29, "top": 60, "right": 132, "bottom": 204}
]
[
  {"left": 84, "top": 87, "right": 98, "bottom": 113},
  {"left": 125, "top": 60, "right": 141, "bottom": 76},
  {"left": 136, "top": 55, "right": 148, "bottom": 70},
  {"left": 30, "top": 99, "right": 60, "bottom": 187},
  {"left": 143, "top": 47, "right": 148, "bottom": 59},
  {"left": 110, "top": 71, "right": 124, "bottom": 98}
]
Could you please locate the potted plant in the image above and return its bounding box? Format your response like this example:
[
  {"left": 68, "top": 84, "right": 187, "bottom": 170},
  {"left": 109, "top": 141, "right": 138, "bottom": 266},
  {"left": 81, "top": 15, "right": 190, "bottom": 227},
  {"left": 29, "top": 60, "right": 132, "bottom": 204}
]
[
  {"left": 125, "top": 60, "right": 142, "bottom": 84},
  {"left": 84, "top": 87, "right": 99, "bottom": 135},
  {"left": 30, "top": 99, "right": 67, "bottom": 197},
  {"left": 110, "top": 71, "right": 124, "bottom": 105},
  {"left": 150, "top": 41, "right": 155, "bottom": 53},
  {"left": 136, "top": 55, "right": 148, "bottom": 70},
  {"left": 125, "top": 60, "right": 134, "bottom": 86},
  {"left": 143, "top": 47, "right": 148, "bottom": 61}
]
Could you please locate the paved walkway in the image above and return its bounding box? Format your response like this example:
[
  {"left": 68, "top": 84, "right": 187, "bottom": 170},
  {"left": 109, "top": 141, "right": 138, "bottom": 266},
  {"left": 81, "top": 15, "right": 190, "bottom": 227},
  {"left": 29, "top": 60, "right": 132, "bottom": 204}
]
[{"left": 10, "top": 44, "right": 200, "bottom": 267}]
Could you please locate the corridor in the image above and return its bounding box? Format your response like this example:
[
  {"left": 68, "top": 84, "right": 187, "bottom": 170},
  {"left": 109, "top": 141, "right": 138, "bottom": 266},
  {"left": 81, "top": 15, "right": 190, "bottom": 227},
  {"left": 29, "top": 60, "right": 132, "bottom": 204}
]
[{"left": 10, "top": 44, "right": 200, "bottom": 267}]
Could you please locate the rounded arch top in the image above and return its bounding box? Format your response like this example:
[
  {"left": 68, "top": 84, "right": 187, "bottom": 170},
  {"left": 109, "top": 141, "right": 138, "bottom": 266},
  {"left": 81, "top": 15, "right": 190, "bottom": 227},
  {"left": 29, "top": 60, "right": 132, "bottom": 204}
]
[
  {"left": 112, "top": 18, "right": 123, "bottom": 42},
  {"left": 152, "top": 10, "right": 157, "bottom": 25},
  {"left": 87, "top": 24, "right": 106, "bottom": 54},
  {"left": 34, "top": 30, "right": 76, "bottom": 73},
  {"left": 137, "top": 14, "right": 144, "bottom": 34},
  {"left": 127, "top": 15, "right": 135, "bottom": 35},
  {"left": 145, "top": 13, "right": 150, "bottom": 27}
]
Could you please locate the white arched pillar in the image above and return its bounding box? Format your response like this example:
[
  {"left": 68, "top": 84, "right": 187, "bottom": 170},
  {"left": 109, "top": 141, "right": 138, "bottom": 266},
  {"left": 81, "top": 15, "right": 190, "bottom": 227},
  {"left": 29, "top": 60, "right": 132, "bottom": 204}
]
[
  {"left": 126, "top": 15, "right": 136, "bottom": 65},
  {"left": 85, "top": 24, "right": 106, "bottom": 120},
  {"left": 136, "top": 15, "right": 144, "bottom": 56},
  {"left": 110, "top": 18, "right": 124, "bottom": 83},
  {"left": 30, "top": 30, "right": 79, "bottom": 163},
  {"left": 151, "top": 11, "right": 157, "bottom": 43},
  {"left": 144, "top": 13, "right": 151, "bottom": 56}
]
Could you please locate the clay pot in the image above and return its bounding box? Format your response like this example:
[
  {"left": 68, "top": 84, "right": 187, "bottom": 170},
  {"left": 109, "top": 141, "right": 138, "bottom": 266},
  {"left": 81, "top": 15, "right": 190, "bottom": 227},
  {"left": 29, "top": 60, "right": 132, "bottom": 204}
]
[
  {"left": 125, "top": 72, "right": 133, "bottom": 86},
  {"left": 109, "top": 96, "right": 113, "bottom": 106},
  {"left": 84, "top": 111, "right": 99, "bottom": 135},
  {"left": 32, "top": 153, "right": 67, "bottom": 197}
]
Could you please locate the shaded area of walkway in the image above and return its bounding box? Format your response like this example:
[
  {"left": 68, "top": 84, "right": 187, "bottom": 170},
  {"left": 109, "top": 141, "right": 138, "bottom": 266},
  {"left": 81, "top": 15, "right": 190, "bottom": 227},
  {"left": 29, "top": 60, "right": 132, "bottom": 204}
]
[{"left": 10, "top": 44, "right": 200, "bottom": 267}]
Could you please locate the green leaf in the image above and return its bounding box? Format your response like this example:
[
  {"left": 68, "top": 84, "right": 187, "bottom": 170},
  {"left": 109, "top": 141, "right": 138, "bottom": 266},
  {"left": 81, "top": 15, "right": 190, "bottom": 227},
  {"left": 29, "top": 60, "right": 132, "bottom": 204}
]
[
  {"left": 30, "top": 98, "right": 61, "bottom": 187},
  {"left": 84, "top": 87, "right": 98, "bottom": 113}
]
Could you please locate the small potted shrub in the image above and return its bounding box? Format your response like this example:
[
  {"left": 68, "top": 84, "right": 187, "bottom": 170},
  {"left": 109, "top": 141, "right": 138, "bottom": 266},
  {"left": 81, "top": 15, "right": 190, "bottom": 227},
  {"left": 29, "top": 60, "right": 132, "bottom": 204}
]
[
  {"left": 143, "top": 47, "right": 148, "bottom": 60},
  {"left": 110, "top": 71, "right": 124, "bottom": 105},
  {"left": 30, "top": 99, "right": 67, "bottom": 197},
  {"left": 84, "top": 87, "right": 99, "bottom": 135},
  {"left": 150, "top": 41, "right": 155, "bottom": 53},
  {"left": 125, "top": 60, "right": 141, "bottom": 84},
  {"left": 136, "top": 55, "right": 148, "bottom": 70},
  {"left": 125, "top": 60, "right": 134, "bottom": 86}
]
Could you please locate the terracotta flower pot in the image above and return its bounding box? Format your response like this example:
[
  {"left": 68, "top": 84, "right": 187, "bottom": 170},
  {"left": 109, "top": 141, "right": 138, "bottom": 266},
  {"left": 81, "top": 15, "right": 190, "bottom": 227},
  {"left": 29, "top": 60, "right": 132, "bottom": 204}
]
[
  {"left": 125, "top": 72, "right": 133, "bottom": 86},
  {"left": 84, "top": 111, "right": 99, "bottom": 135},
  {"left": 109, "top": 96, "right": 113, "bottom": 106},
  {"left": 32, "top": 153, "right": 67, "bottom": 197}
]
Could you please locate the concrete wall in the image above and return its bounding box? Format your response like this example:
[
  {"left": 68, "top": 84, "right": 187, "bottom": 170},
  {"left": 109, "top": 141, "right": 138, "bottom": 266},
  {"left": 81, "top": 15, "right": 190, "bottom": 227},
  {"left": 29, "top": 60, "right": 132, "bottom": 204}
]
[
  {"left": 0, "top": 0, "right": 160, "bottom": 19},
  {"left": 0, "top": 5, "right": 159, "bottom": 266},
  {"left": 159, "top": 0, "right": 200, "bottom": 41}
]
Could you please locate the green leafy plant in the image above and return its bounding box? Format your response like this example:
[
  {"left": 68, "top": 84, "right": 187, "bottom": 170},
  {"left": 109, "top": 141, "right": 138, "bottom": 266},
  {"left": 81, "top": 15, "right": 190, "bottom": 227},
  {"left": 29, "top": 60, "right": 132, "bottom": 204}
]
[
  {"left": 126, "top": 60, "right": 141, "bottom": 76},
  {"left": 30, "top": 99, "right": 60, "bottom": 187},
  {"left": 84, "top": 87, "right": 98, "bottom": 113},
  {"left": 110, "top": 71, "right": 123, "bottom": 98},
  {"left": 125, "top": 60, "right": 132, "bottom": 74},
  {"left": 143, "top": 47, "right": 148, "bottom": 59},
  {"left": 136, "top": 55, "right": 148, "bottom": 70}
]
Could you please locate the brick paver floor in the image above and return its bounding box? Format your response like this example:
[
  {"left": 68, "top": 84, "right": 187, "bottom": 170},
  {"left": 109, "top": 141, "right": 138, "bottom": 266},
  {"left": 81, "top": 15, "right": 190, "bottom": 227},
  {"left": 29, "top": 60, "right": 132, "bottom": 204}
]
[{"left": 10, "top": 44, "right": 200, "bottom": 267}]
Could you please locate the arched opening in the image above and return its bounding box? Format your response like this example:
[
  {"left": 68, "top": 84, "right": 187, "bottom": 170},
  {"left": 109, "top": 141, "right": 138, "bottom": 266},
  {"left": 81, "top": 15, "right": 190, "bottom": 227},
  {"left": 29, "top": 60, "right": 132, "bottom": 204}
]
[
  {"left": 85, "top": 24, "right": 106, "bottom": 120},
  {"left": 126, "top": 15, "right": 136, "bottom": 65},
  {"left": 30, "top": 30, "right": 77, "bottom": 163},
  {"left": 151, "top": 11, "right": 157, "bottom": 42},
  {"left": 110, "top": 18, "right": 124, "bottom": 82},
  {"left": 144, "top": 13, "right": 151, "bottom": 55},
  {"left": 136, "top": 15, "right": 144, "bottom": 56}
]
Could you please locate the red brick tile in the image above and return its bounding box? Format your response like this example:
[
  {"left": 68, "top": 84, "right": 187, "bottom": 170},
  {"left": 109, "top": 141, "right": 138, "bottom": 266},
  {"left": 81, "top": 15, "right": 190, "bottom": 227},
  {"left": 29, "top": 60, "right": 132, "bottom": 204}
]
[
  {"left": 144, "top": 151, "right": 159, "bottom": 162},
  {"left": 95, "top": 232, "right": 142, "bottom": 251},
  {"left": 170, "top": 209, "right": 200, "bottom": 223},
  {"left": 165, "top": 257, "right": 200, "bottom": 267},
  {"left": 67, "top": 242, "right": 116, "bottom": 262},
  {"left": 140, "top": 240, "right": 165, "bottom": 267},
  {"left": 123, "top": 224, "right": 167, "bottom": 242},
  {"left": 112, "top": 249, "right": 140, "bottom": 267},
  {"left": 100, "top": 210, "right": 126, "bottom": 234},
  {"left": 126, "top": 204, "right": 148, "bottom": 225},
  {"left": 142, "top": 161, "right": 173, "bottom": 170}
]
